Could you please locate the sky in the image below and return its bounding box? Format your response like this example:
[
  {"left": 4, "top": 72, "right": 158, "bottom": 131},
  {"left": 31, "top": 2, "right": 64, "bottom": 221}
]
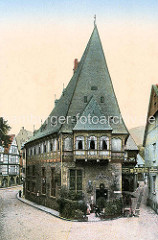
[{"left": 0, "top": 0, "right": 158, "bottom": 135}]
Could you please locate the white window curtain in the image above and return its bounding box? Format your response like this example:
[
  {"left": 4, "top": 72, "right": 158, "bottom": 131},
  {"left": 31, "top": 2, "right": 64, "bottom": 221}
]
[
  {"left": 76, "top": 136, "right": 84, "bottom": 150},
  {"left": 88, "top": 136, "right": 97, "bottom": 150},
  {"left": 100, "top": 136, "right": 109, "bottom": 150}
]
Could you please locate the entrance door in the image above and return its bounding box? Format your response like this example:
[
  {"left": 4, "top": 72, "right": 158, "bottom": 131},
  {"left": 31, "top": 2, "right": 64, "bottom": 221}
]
[{"left": 96, "top": 183, "right": 108, "bottom": 201}]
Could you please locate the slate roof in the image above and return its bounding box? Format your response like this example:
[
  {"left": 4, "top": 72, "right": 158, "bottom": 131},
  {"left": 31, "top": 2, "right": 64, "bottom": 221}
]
[
  {"left": 125, "top": 135, "right": 139, "bottom": 151},
  {"left": 73, "top": 97, "right": 112, "bottom": 131},
  {"left": 27, "top": 25, "right": 128, "bottom": 144},
  {"left": 143, "top": 84, "right": 158, "bottom": 146}
]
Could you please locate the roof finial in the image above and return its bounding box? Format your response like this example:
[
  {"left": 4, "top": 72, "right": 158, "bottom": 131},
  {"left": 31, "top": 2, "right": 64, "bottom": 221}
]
[{"left": 94, "top": 14, "right": 96, "bottom": 27}]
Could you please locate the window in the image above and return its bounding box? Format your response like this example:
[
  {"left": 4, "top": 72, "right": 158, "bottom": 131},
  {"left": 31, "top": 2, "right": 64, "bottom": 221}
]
[
  {"left": 88, "top": 136, "right": 97, "bottom": 150},
  {"left": 91, "top": 86, "right": 98, "bottom": 90},
  {"left": 111, "top": 138, "right": 122, "bottom": 152},
  {"left": 84, "top": 96, "right": 87, "bottom": 103},
  {"left": 90, "top": 140, "right": 95, "bottom": 150},
  {"left": 44, "top": 144, "right": 47, "bottom": 153},
  {"left": 100, "top": 136, "right": 109, "bottom": 150},
  {"left": 102, "top": 140, "right": 107, "bottom": 150},
  {"left": 76, "top": 136, "right": 84, "bottom": 150},
  {"left": 70, "top": 169, "right": 82, "bottom": 191},
  {"left": 2, "top": 165, "right": 8, "bottom": 175},
  {"left": 57, "top": 140, "right": 60, "bottom": 150},
  {"left": 34, "top": 147, "right": 36, "bottom": 155},
  {"left": 50, "top": 142, "right": 53, "bottom": 152},
  {"left": 30, "top": 149, "right": 32, "bottom": 156},
  {"left": 9, "top": 155, "right": 16, "bottom": 164},
  {"left": 42, "top": 168, "right": 46, "bottom": 194},
  {"left": 51, "top": 168, "right": 56, "bottom": 197},
  {"left": 3, "top": 155, "right": 8, "bottom": 163},
  {"left": 153, "top": 176, "right": 156, "bottom": 193},
  {"left": 9, "top": 166, "right": 16, "bottom": 174},
  {"left": 39, "top": 145, "right": 41, "bottom": 154},
  {"left": 0, "top": 154, "right": 2, "bottom": 163},
  {"left": 64, "top": 137, "right": 72, "bottom": 151},
  {"left": 153, "top": 143, "right": 156, "bottom": 161},
  {"left": 78, "top": 140, "right": 83, "bottom": 150},
  {"left": 100, "top": 96, "right": 104, "bottom": 103}
]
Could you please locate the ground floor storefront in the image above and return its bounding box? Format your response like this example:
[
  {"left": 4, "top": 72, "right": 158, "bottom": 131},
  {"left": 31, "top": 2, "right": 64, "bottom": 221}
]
[{"left": 0, "top": 175, "right": 20, "bottom": 188}]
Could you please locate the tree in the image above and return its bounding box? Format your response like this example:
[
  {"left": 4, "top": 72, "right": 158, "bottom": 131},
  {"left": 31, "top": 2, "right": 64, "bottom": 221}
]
[{"left": 0, "top": 117, "right": 11, "bottom": 148}]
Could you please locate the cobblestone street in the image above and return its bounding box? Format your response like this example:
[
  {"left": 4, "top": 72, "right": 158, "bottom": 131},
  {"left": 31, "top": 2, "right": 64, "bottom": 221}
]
[{"left": 0, "top": 186, "right": 158, "bottom": 240}]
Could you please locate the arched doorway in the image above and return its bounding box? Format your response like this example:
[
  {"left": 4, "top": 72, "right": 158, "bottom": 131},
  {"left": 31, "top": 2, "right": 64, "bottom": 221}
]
[
  {"left": 9, "top": 177, "right": 15, "bottom": 186},
  {"left": 2, "top": 178, "right": 8, "bottom": 187}
]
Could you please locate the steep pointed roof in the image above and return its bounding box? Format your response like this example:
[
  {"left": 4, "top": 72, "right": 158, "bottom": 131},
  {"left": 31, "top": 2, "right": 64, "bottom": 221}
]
[
  {"left": 73, "top": 97, "right": 112, "bottom": 131},
  {"left": 27, "top": 25, "right": 128, "bottom": 144},
  {"left": 61, "top": 25, "right": 128, "bottom": 134}
]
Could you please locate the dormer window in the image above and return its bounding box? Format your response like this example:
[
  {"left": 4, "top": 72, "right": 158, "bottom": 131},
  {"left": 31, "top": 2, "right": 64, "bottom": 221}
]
[
  {"left": 90, "top": 140, "right": 95, "bottom": 150},
  {"left": 91, "top": 86, "right": 98, "bottom": 90},
  {"left": 88, "top": 136, "right": 97, "bottom": 150},
  {"left": 100, "top": 96, "right": 104, "bottom": 103},
  {"left": 76, "top": 136, "right": 84, "bottom": 150},
  {"left": 78, "top": 140, "right": 83, "bottom": 150},
  {"left": 84, "top": 96, "right": 87, "bottom": 103},
  {"left": 102, "top": 140, "right": 107, "bottom": 150},
  {"left": 100, "top": 136, "right": 109, "bottom": 150}
]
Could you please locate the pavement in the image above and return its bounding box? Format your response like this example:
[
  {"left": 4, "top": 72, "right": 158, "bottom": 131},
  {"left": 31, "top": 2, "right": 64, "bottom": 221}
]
[
  {"left": 0, "top": 185, "right": 158, "bottom": 240},
  {"left": 17, "top": 191, "right": 60, "bottom": 220}
]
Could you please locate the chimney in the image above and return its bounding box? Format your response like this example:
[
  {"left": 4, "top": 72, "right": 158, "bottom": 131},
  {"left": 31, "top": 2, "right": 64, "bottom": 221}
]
[{"left": 73, "top": 58, "right": 79, "bottom": 73}]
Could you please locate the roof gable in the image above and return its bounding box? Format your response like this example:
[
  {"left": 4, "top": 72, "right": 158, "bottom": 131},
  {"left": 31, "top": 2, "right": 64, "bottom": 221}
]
[
  {"left": 125, "top": 135, "right": 138, "bottom": 151},
  {"left": 73, "top": 97, "right": 112, "bottom": 131}
]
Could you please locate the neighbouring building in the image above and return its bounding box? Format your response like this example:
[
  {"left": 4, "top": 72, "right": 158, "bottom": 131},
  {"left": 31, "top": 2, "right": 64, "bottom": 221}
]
[
  {"left": 24, "top": 24, "right": 138, "bottom": 210},
  {"left": 0, "top": 135, "right": 20, "bottom": 187},
  {"left": 135, "top": 154, "right": 145, "bottom": 182},
  {"left": 16, "top": 127, "right": 33, "bottom": 184},
  {"left": 123, "top": 135, "right": 139, "bottom": 191},
  {"left": 144, "top": 84, "right": 158, "bottom": 214}
]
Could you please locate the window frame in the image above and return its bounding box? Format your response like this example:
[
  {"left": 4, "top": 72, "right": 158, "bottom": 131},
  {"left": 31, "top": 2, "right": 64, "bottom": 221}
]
[{"left": 69, "top": 169, "right": 83, "bottom": 192}]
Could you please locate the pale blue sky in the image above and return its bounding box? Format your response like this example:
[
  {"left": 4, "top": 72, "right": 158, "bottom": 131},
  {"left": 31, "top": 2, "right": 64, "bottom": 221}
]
[{"left": 1, "top": 0, "right": 158, "bottom": 24}]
